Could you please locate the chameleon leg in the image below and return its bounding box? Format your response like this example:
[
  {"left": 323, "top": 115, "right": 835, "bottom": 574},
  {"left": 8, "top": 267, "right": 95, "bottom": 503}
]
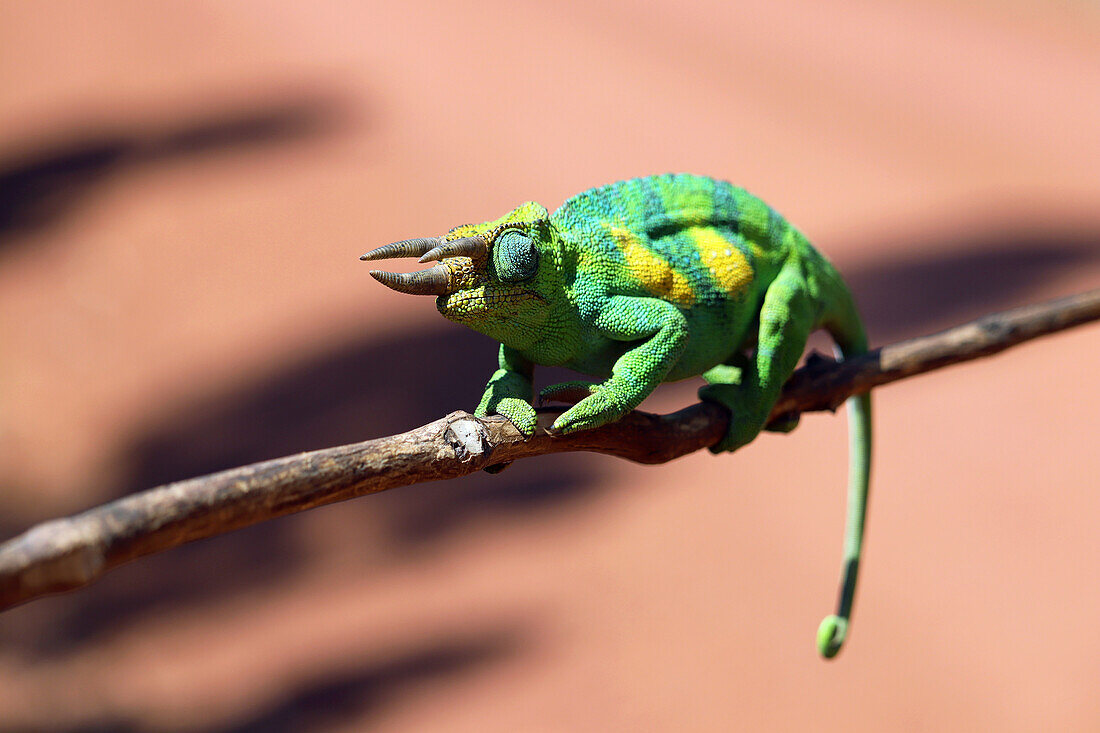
[
  {"left": 548, "top": 296, "right": 688, "bottom": 434},
  {"left": 476, "top": 344, "right": 537, "bottom": 435},
  {"left": 477, "top": 345, "right": 536, "bottom": 474},
  {"left": 698, "top": 263, "right": 815, "bottom": 453}
]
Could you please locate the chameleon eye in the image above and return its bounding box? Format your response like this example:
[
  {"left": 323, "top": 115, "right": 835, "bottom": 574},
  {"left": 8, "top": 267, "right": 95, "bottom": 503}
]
[{"left": 493, "top": 229, "right": 539, "bottom": 282}]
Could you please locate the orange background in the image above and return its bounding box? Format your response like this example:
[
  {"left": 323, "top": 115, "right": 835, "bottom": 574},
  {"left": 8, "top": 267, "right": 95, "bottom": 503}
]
[{"left": 1, "top": 1, "right": 1099, "bottom": 730}]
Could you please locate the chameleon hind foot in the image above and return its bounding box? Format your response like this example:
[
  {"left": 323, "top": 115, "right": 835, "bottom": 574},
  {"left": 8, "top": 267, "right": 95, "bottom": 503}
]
[{"left": 697, "top": 382, "right": 769, "bottom": 454}]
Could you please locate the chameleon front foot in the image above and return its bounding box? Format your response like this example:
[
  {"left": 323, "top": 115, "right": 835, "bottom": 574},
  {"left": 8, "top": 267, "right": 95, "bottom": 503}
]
[
  {"left": 477, "top": 397, "right": 538, "bottom": 437},
  {"left": 476, "top": 396, "right": 537, "bottom": 474},
  {"left": 541, "top": 381, "right": 627, "bottom": 435}
]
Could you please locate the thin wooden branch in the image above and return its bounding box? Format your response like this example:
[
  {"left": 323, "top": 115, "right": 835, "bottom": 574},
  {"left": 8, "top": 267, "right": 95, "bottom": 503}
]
[{"left": 2, "top": 288, "right": 1098, "bottom": 612}]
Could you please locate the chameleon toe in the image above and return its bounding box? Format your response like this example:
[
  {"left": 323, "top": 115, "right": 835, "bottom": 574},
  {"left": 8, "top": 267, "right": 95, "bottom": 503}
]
[
  {"left": 540, "top": 381, "right": 599, "bottom": 405},
  {"left": 494, "top": 398, "right": 538, "bottom": 437}
]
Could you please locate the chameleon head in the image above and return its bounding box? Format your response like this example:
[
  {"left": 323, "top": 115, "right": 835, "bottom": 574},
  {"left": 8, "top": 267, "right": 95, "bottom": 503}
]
[{"left": 361, "top": 203, "right": 558, "bottom": 350}]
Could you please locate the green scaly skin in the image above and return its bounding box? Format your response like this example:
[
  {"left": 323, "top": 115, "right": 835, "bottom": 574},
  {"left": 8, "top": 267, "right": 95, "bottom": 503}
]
[{"left": 364, "top": 174, "right": 873, "bottom": 659}]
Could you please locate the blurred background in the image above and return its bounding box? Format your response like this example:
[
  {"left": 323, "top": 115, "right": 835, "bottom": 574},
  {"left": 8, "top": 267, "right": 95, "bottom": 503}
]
[{"left": 1, "top": 1, "right": 1099, "bottom": 730}]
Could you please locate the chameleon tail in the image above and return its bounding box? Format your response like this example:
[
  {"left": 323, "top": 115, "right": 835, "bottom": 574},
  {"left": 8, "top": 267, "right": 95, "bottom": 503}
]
[{"left": 816, "top": 271, "right": 873, "bottom": 659}]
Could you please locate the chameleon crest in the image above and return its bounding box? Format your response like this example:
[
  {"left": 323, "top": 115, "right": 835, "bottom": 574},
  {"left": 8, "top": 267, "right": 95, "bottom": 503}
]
[{"left": 363, "top": 174, "right": 873, "bottom": 659}]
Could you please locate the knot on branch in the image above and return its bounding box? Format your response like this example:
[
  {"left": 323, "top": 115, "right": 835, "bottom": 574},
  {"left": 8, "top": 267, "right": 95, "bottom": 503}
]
[{"left": 442, "top": 412, "right": 493, "bottom": 463}]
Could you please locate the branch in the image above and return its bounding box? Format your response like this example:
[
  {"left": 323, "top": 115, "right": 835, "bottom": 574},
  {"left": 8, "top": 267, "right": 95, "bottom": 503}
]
[{"left": 2, "top": 289, "right": 1098, "bottom": 612}]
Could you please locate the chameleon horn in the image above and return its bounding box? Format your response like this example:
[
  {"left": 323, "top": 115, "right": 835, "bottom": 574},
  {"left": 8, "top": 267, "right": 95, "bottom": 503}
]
[
  {"left": 369, "top": 264, "right": 452, "bottom": 296},
  {"left": 418, "top": 236, "right": 488, "bottom": 263},
  {"left": 360, "top": 237, "right": 441, "bottom": 262}
]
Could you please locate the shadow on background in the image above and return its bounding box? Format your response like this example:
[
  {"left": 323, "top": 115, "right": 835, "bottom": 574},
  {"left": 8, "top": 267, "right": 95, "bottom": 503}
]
[
  {"left": 114, "top": 322, "right": 602, "bottom": 553},
  {"left": 211, "top": 627, "right": 523, "bottom": 733},
  {"left": 0, "top": 325, "right": 600, "bottom": 657},
  {"left": 0, "top": 91, "right": 348, "bottom": 249},
  {"left": 6, "top": 627, "right": 523, "bottom": 733},
  {"left": 842, "top": 227, "right": 1100, "bottom": 343}
]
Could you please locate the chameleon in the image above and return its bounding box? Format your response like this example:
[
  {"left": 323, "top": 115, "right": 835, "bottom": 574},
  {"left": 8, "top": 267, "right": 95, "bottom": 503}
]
[{"left": 361, "top": 174, "right": 872, "bottom": 659}]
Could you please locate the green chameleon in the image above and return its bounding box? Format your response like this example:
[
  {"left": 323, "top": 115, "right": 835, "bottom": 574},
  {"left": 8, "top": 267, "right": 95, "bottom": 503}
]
[{"left": 362, "top": 174, "right": 872, "bottom": 659}]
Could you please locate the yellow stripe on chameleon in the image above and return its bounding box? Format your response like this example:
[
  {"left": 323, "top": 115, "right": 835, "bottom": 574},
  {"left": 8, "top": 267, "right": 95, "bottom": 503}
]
[
  {"left": 689, "top": 228, "right": 754, "bottom": 297},
  {"left": 608, "top": 227, "right": 696, "bottom": 306}
]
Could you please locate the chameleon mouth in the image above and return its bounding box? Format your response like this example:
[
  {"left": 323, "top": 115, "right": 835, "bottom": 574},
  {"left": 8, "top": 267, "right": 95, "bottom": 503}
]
[{"left": 359, "top": 235, "right": 487, "bottom": 296}]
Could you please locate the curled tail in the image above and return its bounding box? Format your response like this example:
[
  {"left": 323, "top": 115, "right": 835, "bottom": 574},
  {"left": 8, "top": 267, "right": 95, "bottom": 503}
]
[{"left": 816, "top": 269, "right": 873, "bottom": 659}]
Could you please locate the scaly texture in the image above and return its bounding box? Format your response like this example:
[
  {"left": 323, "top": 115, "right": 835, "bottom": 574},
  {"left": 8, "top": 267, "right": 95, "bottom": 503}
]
[{"left": 365, "top": 174, "right": 874, "bottom": 659}]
